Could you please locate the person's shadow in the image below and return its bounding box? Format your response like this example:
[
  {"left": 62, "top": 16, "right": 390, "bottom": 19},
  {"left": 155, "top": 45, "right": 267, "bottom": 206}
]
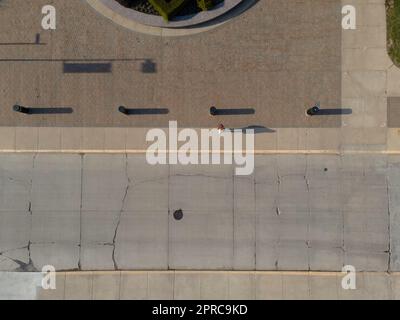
[{"left": 229, "top": 125, "right": 275, "bottom": 134}]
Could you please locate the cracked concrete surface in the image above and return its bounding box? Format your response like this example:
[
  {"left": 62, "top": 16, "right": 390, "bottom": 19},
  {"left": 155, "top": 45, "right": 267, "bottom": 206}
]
[{"left": 0, "top": 153, "right": 398, "bottom": 272}]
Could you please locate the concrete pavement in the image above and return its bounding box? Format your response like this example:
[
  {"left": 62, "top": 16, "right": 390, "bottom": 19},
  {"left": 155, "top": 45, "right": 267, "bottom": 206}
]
[
  {"left": 0, "top": 153, "right": 398, "bottom": 272},
  {"left": 1, "top": 0, "right": 400, "bottom": 300},
  {"left": 1, "top": 271, "right": 399, "bottom": 300}
]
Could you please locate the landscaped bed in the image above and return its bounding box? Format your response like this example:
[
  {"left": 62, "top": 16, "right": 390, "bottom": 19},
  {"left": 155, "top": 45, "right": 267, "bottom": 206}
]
[
  {"left": 116, "top": 0, "right": 224, "bottom": 21},
  {"left": 387, "top": 0, "right": 400, "bottom": 67}
]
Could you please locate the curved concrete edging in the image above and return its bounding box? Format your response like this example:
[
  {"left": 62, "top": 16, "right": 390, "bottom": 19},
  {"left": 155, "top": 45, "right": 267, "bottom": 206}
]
[{"left": 85, "top": 0, "right": 258, "bottom": 37}]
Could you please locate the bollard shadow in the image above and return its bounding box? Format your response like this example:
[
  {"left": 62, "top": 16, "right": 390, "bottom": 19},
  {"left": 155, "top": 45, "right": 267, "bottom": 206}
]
[
  {"left": 119, "top": 107, "right": 169, "bottom": 115},
  {"left": 141, "top": 59, "right": 157, "bottom": 74},
  {"left": 63, "top": 62, "right": 112, "bottom": 74},
  {"left": 229, "top": 125, "right": 275, "bottom": 134},
  {"left": 26, "top": 107, "right": 74, "bottom": 115},
  {"left": 0, "top": 33, "right": 46, "bottom": 46},
  {"left": 313, "top": 108, "right": 352, "bottom": 116},
  {"left": 212, "top": 108, "right": 255, "bottom": 116}
]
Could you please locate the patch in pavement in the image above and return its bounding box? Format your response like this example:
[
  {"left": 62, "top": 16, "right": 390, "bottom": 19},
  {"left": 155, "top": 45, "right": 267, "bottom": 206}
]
[
  {"left": 63, "top": 63, "right": 112, "bottom": 74},
  {"left": 388, "top": 97, "right": 400, "bottom": 127}
]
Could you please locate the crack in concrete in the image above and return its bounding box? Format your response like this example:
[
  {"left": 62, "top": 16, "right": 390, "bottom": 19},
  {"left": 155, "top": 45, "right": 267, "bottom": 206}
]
[
  {"left": 129, "top": 176, "right": 167, "bottom": 186},
  {"left": 29, "top": 241, "right": 57, "bottom": 245},
  {"left": 5, "top": 257, "right": 37, "bottom": 272},
  {"left": 173, "top": 173, "right": 232, "bottom": 180},
  {"left": 387, "top": 174, "right": 392, "bottom": 272},
  {"left": 6, "top": 176, "right": 32, "bottom": 194},
  {"left": 0, "top": 243, "right": 37, "bottom": 272},
  {"left": 111, "top": 154, "right": 130, "bottom": 270},
  {"left": 97, "top": 242, "right": 113, "bottom": 246},
  {"left": 305, "top": 156, "right": 311, "bottom": 272},
  {"left": 275, "top": 168, "right": 281, "bottom": 214},
  {"left": 0, "top": 245, "right": 28, "bottom": 256},
  {"left": 340, "top": 155, "right": 346, "bottom": 268},
  {"left": 78, "top": 154, "right": 84, "bottom": 271},
  {"left": 23, "top": 154, "right": 37, "bottom": 272},
  {"left": 28, "top": 154, "right": 36, "bottom": 212},
  {"left": 275, "top": 165, "right": 281, "bottom": 270}
]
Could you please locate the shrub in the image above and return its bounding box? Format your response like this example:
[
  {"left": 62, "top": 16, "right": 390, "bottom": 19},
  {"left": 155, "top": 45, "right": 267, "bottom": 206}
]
[
  {"left": 197, "top": 0, "right": 214, "bottom": 11},
  {"left": 148, "top": 0, "right": 189, "bottom": 21},
  {"left": 387, "top": 0, "right": 400, "bottom": 67}
]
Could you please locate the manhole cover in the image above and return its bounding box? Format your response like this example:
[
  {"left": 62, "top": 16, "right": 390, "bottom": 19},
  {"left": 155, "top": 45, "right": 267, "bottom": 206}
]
[{"left": 173, "top": 209, "right": 184, "bottom": 221}]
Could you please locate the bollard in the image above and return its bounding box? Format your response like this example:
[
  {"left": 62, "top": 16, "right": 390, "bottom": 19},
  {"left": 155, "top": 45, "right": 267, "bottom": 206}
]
[
  {"left": 118, "top": 106, "right": 129, "bottom": 115},
  {"left": 306, "top": 103, "right": 320, "bottom": 116},
  {"left": 13, "top": 105, "right": 30, "bottom": 114},
  {"left": 210, "top": 106, "right": 217, "bottom": 116}
]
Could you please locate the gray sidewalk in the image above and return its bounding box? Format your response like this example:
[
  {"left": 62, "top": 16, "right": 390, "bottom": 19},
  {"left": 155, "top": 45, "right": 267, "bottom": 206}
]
[
  {"left": 1, "top": 271, "right": 399, "bottom": 300},
  {"left": 0, "top": 153, "right": 399, "bottom": 272}
]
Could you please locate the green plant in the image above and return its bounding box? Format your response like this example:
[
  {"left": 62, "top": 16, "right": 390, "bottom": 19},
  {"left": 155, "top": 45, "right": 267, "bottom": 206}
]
[
  {"left": 197, "top": 0, "right": 213, "bottom": 11},
  {"left": 387, "top": 0, "right": 400, "bottom": 67},
  {"left": 148, "top": 0, "right": 189, "bottom": 21}
]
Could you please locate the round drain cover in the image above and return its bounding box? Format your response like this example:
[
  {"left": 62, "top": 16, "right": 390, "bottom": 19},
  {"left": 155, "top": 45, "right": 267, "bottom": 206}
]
[{"left": 173, "top": 209, "right": 184, "bottom": 221}]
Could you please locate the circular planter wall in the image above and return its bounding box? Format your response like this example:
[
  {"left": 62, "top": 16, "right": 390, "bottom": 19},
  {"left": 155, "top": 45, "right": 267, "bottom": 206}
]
[{"left": 86, "top": 0, "right": 250, "bottom": 36}]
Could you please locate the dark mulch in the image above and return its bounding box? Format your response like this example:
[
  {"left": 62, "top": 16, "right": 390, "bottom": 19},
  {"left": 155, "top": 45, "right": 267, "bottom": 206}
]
[{"left": 115, "top": 0, "right": 223, "bottom": 16}]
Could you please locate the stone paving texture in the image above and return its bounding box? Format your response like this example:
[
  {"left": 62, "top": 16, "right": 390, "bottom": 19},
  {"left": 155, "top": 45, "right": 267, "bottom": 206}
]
[
  {"left": 0, "top": 0, "right": 397, "bottom": 154},
  {"left": 0, "top": 0, "right": 341, "bottom": 128}
]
